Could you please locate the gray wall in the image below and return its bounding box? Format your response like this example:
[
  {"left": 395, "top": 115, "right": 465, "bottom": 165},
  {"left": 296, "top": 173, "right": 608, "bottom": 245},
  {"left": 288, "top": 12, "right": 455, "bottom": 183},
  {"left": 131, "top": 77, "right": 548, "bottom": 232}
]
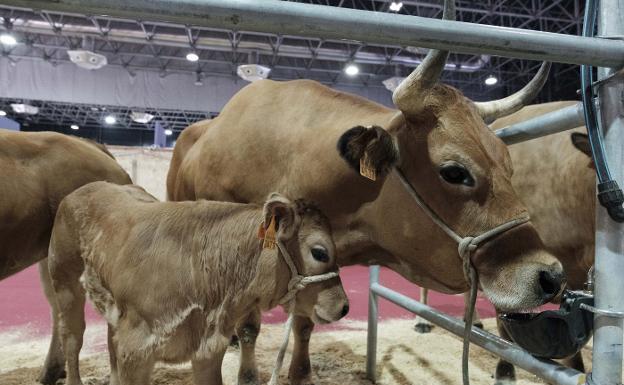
[{"left": 0, "top": 57, "right": 394, "bottom": 112}]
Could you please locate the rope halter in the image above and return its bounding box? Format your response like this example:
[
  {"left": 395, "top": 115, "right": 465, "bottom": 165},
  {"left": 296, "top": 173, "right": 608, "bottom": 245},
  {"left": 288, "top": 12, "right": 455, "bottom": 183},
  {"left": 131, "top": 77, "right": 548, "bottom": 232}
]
[
  {"left": 394, "top": 167, "right": 529, "bottom": 385},
  {"left": 268, "top": 238, "right": 339, "bottom": 385}
]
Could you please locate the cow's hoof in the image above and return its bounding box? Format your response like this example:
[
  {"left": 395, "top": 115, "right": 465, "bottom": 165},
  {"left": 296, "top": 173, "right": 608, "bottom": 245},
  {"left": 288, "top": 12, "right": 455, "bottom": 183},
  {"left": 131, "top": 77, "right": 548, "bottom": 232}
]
[
  {"left": 290, "top": 376, "right": 314, "bottom": 385},
  {"left": 414, "top": 322, "right": 433, "bottom": 333},
  {"left": 37, "top": 364, "right": 66, "bottom": 385},
  {"left": 238, "top": 368, "right": 259, "bottom": 385},
  {"left": 474, "top": 322, "right": 484, "bottom": 330},
  {"left": 493, "top": 379, "right": 516, "bottom": 385}
]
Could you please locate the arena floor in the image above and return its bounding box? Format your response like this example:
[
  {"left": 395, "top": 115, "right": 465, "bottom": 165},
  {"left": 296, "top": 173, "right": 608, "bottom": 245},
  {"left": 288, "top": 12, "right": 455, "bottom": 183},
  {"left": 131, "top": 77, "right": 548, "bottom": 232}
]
[{"left": 1, "top": 265, "right": 580, "bottom": 385}]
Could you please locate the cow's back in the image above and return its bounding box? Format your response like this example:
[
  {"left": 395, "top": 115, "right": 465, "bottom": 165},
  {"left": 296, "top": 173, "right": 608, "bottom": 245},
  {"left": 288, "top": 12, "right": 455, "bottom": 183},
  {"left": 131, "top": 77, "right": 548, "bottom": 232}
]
[
  {"left": 170, "top": 79, "right": 397, "bottom": 218},
  {"left": 0, "top": 131, "right": 131, "bottom": 278},
  {"left": 491, "top": 102, "right": 595, "bottom": 287}
]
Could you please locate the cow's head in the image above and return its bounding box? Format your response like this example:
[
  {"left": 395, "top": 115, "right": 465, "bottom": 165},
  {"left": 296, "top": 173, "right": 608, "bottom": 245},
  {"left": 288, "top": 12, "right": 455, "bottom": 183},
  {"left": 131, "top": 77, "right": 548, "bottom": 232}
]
[
  {"left": 337, "top": 0, "right": 564, "bottom": 312},
  {"left": 263, "top": 193, "right": 349, "bottom": 323}
]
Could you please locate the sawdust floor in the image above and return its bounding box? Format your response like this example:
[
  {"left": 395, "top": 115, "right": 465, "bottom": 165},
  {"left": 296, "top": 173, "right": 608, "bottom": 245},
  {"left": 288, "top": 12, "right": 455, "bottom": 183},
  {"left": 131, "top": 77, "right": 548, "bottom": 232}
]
[{"left": 0, "top": 318, "right": 592, "bottom": 385}]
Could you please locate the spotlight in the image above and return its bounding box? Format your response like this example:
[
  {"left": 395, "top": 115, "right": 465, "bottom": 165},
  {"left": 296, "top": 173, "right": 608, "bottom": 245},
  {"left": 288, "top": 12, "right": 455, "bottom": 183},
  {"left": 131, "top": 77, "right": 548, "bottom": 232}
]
[
  {"left": 104, "top": 115, "right": 116, "bottom": 125},
  {"left": 0, "top": 33, "right": 17, "bottom": 46},
  {"left": 485, "top": 75, "right": 498, "bottom": 86},
  {"left": 389, "top": 1, "right": 403, "bottom": 11},
  {"left": 186, "top": 52, "right": 199, "bottom": 62},
  {"left": 344, "top": 63, "right": 359, "bottom": 76},
  {"left": 70, "top": 124, "right": 79, "bottom": 130},
  {"left": 164, "top": 129, "right": 173, "bottom": 136},
  {"left": 0, "top": 110, "right": 6, "bottom": 117}
]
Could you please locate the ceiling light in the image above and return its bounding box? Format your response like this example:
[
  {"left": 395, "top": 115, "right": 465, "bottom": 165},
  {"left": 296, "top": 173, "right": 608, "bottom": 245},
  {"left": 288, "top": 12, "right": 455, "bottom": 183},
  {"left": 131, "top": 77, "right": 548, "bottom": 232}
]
[
  {"left": 485, "top": 75, "right": 498, "bottom": 86},
  {"left": 0, "top": 110, "right": 6, "bottom": 117},
  {"left": 344, "top": 63, "right": 359, "bottom": 76},
  {"left": 104, "top": 115, "right": 116, "bottom": 125},
  {"left": 389, "top": 1, "right": 403, "bottom": 11},
  {"left": 186, "top": 52, "right": 199, "bottom": 62},
  {"left": 164, "top": 129, "right": 173, "bottom": 136},
  {"left": 11, "top": 103, "right": 39, "bottom": 115},
  {"left": 67, "top": 50, "right": 107, "bottom": 70},
  {"left": 237, "top": 64, "right": 271, "bottom": 82},
  {"left": 131, "top": 111, "right": 154, "bottom": 124},
  {"left": 70, "top": 124, "right": 79, "bottom": 130},
  {"left": 0, "top": 33, "right": 17, "bottom": 46},
  {"left": 382, "top": 76, "right": 406, "bottom": 92}
]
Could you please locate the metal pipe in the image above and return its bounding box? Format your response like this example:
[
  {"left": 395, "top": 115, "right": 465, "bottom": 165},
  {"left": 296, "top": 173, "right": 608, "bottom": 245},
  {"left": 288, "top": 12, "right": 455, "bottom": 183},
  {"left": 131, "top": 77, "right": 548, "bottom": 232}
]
[
  {"left": 495, "top": 102, "right": 585, "bottom": 145},
  {"left": 369, "top": 278, "right": 584, "bottom": 385},
  {"left": 590, "top": 0, "right": 624, "bottom": 383},
  {"left": 366, "top": 265, "right": 379, "bottom": 381},
  {"left": 3, "top": 0, "right": 624, "bottom": 67}
]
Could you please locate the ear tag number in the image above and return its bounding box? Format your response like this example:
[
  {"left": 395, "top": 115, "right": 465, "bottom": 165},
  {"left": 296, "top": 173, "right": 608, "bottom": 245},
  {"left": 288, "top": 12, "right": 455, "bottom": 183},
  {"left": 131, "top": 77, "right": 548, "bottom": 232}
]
[{"left": 258, "top": 216, "right": 277, "bottom": 250}]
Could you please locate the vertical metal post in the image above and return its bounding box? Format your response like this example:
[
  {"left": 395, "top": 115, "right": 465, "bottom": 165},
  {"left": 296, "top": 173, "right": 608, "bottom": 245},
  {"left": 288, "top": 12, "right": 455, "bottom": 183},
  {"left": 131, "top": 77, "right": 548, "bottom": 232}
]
[
  {"left": 153, "top": 120, "right": 166, "bottom": 148},
  {"left": 131, "top": 158, "right": 138, "bottom": 183},
  {"left": 592, "top": 1, "right": 624, "bottom": 384},
  {"left": 366, "top": 265, "right": 380, "bottom": 382}
]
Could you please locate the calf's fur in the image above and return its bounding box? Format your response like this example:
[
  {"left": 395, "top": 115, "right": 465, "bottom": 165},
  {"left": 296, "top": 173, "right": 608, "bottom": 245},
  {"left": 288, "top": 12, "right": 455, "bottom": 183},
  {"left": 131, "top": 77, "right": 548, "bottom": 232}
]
[{"left": 48, "top": 182, "right": 347, "bottom": 385}]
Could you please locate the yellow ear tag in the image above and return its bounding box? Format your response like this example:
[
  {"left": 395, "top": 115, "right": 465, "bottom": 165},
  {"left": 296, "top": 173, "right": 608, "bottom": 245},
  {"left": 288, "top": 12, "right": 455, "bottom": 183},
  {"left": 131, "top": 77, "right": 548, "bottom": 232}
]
[
  {"left": 359, "top": 151, "right": 377, "bottom": 181},
  {"left": 261, "top": 216, "right": 277, "bottom": 250}
]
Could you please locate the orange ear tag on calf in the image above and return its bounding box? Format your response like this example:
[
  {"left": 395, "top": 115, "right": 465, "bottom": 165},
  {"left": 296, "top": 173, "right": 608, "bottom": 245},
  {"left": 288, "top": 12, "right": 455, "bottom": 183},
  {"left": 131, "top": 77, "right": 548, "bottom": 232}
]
[
  {"left": 360, "top": 152, "right": 377, "bottom": 181},
  {"left": 259, "top": 216, "right": 277, "bottom": 250}
]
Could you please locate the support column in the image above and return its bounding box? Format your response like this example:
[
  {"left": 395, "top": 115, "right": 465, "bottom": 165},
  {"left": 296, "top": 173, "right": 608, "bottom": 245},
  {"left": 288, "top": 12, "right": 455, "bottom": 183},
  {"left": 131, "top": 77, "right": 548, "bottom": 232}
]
[
  {"left": 366, "top": 266, "right": 380, "bottom": 382},
  {"left": 592, "top": 1, "right": 624, "bottom": 384},
  {"left": 153, "top": 120, "right": 166, "bottom": 148}
]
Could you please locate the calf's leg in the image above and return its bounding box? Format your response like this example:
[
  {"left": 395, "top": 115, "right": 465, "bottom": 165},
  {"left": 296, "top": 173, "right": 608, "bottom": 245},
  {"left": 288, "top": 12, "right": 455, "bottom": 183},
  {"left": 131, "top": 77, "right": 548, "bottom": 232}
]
[
  {"left": 289, "top": 316, "right": 315, "bottom": 385},
  {"left": 494, "top": 314, "right": 516, "bottom": 385},
  {"left": 107, "top": 324, "right": 120, "bottom": 385},
  {"left": 414, "top": 287, "right": 433, "bottom": 333},
  {"left": 51, "top": 264, "right": 87, "bottom": 385},
  {"left": 116, "top": 353, "right": 154, "bottom": 385},
  {"left": 192, "top": 348, "right": 227, "bottom": 385},
  {"left": 562, "top": 351, "right": 585, "bottom": 373},
  {"left": 236, "top": 309, "right": 261, "bottom": 385},
  {"left": 37, "top": 258, "right": 67, "bottom": 385},
  {"left": 464, "top": 292, "right": 483, "bottom": 329}
]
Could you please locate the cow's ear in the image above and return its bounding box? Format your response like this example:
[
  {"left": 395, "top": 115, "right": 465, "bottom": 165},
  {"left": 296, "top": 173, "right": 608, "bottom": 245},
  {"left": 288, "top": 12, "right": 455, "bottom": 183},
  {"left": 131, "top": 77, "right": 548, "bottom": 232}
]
[
  {"left": 571, "top": 132, "right": 592, "bottom": 157},
  {"left": 263, "top": 192, "right": 298, "bottom": 239},
  {"left": 337, "top": 125, "right": 399, "bottom": 179}
]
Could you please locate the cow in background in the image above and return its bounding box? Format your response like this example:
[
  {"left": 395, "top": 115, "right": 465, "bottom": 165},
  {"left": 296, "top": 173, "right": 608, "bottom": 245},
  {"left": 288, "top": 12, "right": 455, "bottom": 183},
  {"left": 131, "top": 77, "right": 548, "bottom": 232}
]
[{"left": 0, "top": 130, "right": 131, "bottom": 384}]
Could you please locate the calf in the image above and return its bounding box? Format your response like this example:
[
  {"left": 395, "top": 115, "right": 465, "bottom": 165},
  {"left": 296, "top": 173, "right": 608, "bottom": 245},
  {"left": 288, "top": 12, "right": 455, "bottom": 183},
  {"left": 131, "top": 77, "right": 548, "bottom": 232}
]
[{"left": 48, "top": 182, "right": 348, "bottom": 385}]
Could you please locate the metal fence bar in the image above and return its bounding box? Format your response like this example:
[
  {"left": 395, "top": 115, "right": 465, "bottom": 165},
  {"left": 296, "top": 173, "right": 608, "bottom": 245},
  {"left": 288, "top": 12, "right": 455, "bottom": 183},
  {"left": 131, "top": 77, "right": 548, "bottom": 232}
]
[
  {"left": 495, "top": 102, "right": 585, "bottom": 145},
  {"left": 366, "top": 266, "right": 585, "bottom": 385},
  {"left": 591, "top": 1, "right": 624, "bottom": 384},
  {"left": 366, "top": 265, "right": 379, "bottom": 381},
  {"left": 2, "top": 0, "right": 624, "bottom": 67}
]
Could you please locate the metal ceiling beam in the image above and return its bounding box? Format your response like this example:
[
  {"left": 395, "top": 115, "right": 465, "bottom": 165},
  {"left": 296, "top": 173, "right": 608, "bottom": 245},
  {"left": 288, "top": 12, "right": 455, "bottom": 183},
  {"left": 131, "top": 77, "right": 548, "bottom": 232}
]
[{"left": 3, "top": 0, "right": 624, "bottom": 67}]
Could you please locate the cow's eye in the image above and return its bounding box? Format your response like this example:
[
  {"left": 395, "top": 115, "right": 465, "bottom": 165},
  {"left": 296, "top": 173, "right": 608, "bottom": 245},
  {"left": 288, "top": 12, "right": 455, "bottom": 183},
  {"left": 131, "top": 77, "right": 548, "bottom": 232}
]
[
  {"left": 439, "top": 163, "right": 475, "bottom": 187},
  {"left": 311, "top": 246, "right": 329, "bottom": 263}
]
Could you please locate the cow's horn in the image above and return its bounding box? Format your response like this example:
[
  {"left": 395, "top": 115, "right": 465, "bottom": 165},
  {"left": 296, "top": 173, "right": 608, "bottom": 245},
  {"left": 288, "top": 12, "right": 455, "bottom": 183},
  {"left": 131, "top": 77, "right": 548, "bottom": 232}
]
[
  {"left": 475, "top": 61, "right": 552, "bottom": 123},
  {"left": 392, "top": 0, "right": 455, "bottom": 114}
]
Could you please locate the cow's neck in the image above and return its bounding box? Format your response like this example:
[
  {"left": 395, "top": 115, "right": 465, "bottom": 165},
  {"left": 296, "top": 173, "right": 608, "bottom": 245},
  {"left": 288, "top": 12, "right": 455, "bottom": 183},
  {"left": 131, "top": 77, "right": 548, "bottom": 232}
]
[{"left": 332, "top": 174, "right": 469, "bottom": 294}]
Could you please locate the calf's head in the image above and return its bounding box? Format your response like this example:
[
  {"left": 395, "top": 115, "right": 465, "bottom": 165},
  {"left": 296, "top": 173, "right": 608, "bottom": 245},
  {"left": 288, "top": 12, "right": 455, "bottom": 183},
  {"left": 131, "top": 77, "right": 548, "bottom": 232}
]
[
  {"left": 263, "top": 193, "right": 349, "bottom": 323},
  {"left": 336, "top": 0, "right": 564, "bottom": 313}
]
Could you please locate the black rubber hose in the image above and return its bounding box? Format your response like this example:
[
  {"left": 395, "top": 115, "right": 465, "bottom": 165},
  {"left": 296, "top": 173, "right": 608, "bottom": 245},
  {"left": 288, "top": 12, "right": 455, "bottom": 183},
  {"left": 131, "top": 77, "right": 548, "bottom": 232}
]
[{"left": 580, "top": 0, "right": 624, "bottom": 222}]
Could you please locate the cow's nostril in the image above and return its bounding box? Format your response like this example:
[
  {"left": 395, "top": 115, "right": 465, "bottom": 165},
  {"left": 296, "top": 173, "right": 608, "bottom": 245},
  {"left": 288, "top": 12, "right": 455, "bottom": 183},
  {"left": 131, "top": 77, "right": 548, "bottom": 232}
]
[
  {"left": 341, "top": 304, "right": 350, "bottom": 318},
  {"left": 539, "top": 270, "right": 560, "bottom": 298}
]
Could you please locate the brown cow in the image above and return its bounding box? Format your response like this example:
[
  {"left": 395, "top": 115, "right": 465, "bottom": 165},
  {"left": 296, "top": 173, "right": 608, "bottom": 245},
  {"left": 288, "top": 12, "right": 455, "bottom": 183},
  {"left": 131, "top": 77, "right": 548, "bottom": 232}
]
[
  {"left": 48, "top": 182, "right": 348, "bottom": 385},
  {"left": 489, "top": 101, "right": 594, "bottom": 383},
  {"left": 167, "top": 69, "right": 564, "bottom": 385},
  {"left": 0, "top": 130, "right": 131, "bottom": 384},
  {"left": 419, "top": 102, "right": 593, "bottom": 383}
]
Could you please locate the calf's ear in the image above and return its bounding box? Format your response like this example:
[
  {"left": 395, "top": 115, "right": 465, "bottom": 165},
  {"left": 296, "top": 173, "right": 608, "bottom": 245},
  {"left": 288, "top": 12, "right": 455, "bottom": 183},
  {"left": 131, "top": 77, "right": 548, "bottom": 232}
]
[
  {"left": 337, "top": 125, "right": 399, "bottom": 180},
  {"left": 570, "top": 132, "right": 592, "bottom": 158},
  {"left": 263, "top": 192, "right": 298, "bottom": 240}
]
